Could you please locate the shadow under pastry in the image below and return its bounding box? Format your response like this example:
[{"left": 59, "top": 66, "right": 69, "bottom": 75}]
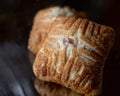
[{"left": 34, "top": 78, "right": 83, "bottom": 96}]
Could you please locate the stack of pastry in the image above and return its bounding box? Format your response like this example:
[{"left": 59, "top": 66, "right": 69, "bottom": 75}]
[
  {"left": 28, "top": 6, "right": 87, "bottom": 54},
  {"left": 28, "top": 6, "right": 114, "bottom": 96}
]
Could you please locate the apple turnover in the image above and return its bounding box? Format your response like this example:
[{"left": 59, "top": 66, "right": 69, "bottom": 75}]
[
  {"left": 28, "top": 6, "right": 82, "bottom": 54},
  {"left": 33, "top": 16, "right": 114, "bottom": 96}
]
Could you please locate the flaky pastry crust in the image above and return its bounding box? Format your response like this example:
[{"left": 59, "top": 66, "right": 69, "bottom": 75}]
[
  {"left": 28, "top": 6, "right": 81, "bottom": 54},
  {"left": 33, "top": 16, "right": 114, "bottom": 96},
  {"left": 29, "top": 52, "right": 83, "bottom": 96}
]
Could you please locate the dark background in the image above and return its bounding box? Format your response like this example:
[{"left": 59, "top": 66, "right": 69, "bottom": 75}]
[
  {"left": 0, "top": 0, "right": 120, "bottom": 96},
  {"left": 0, "top": 0, "right": 120, "bottom": 42}
]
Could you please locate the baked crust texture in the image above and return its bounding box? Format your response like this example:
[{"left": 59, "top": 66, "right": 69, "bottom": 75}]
[
  {"left": 28, "top": 6, "right": 80, "bottom": 54},
  {"left": 33, "top": 16, "right": 114, "bottom": 96}
]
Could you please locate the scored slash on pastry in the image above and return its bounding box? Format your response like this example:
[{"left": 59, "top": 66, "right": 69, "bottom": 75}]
[
  {"left": 29, "top": 49, "right": 83, "bottom": 96},
  {"left": 28, "top": 6, "right": 87, "bottom": 54},
  {"left": 33, "top": 16, "right": 114, "bottom": 96}
]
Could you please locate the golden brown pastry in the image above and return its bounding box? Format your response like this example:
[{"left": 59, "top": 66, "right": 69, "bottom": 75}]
[
  {"left": 29, "top": 52, "right": 83, "bottom": 96},
  {"left": 28, "top": 52, "right": 83, "bottom": 96},
  {"left": 33, "top": 16, "right": 114, "bottom": 96},
  {"left": 28, "top": 6, "right": 86, "bottom": 54},
  {"left": 34, "top": 78, "right": 83, "bottom": 96}
]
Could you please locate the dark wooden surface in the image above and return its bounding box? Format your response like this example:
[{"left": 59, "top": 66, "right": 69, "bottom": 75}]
[{"left": 0, "top": 0, "right": 120, "bottom": 96}]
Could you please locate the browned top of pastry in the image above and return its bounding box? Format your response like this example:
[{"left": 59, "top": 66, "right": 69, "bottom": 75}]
[
  {"left": 28, "top": 6, "right": 80, "bottom": 54},
  {"left": 33, "top": 16, "right": 114, "bottom": 96}
]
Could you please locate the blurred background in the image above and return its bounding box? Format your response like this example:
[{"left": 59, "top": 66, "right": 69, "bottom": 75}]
[{"left": 0, "top": 0, "right": 120, "bottom": 96}]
